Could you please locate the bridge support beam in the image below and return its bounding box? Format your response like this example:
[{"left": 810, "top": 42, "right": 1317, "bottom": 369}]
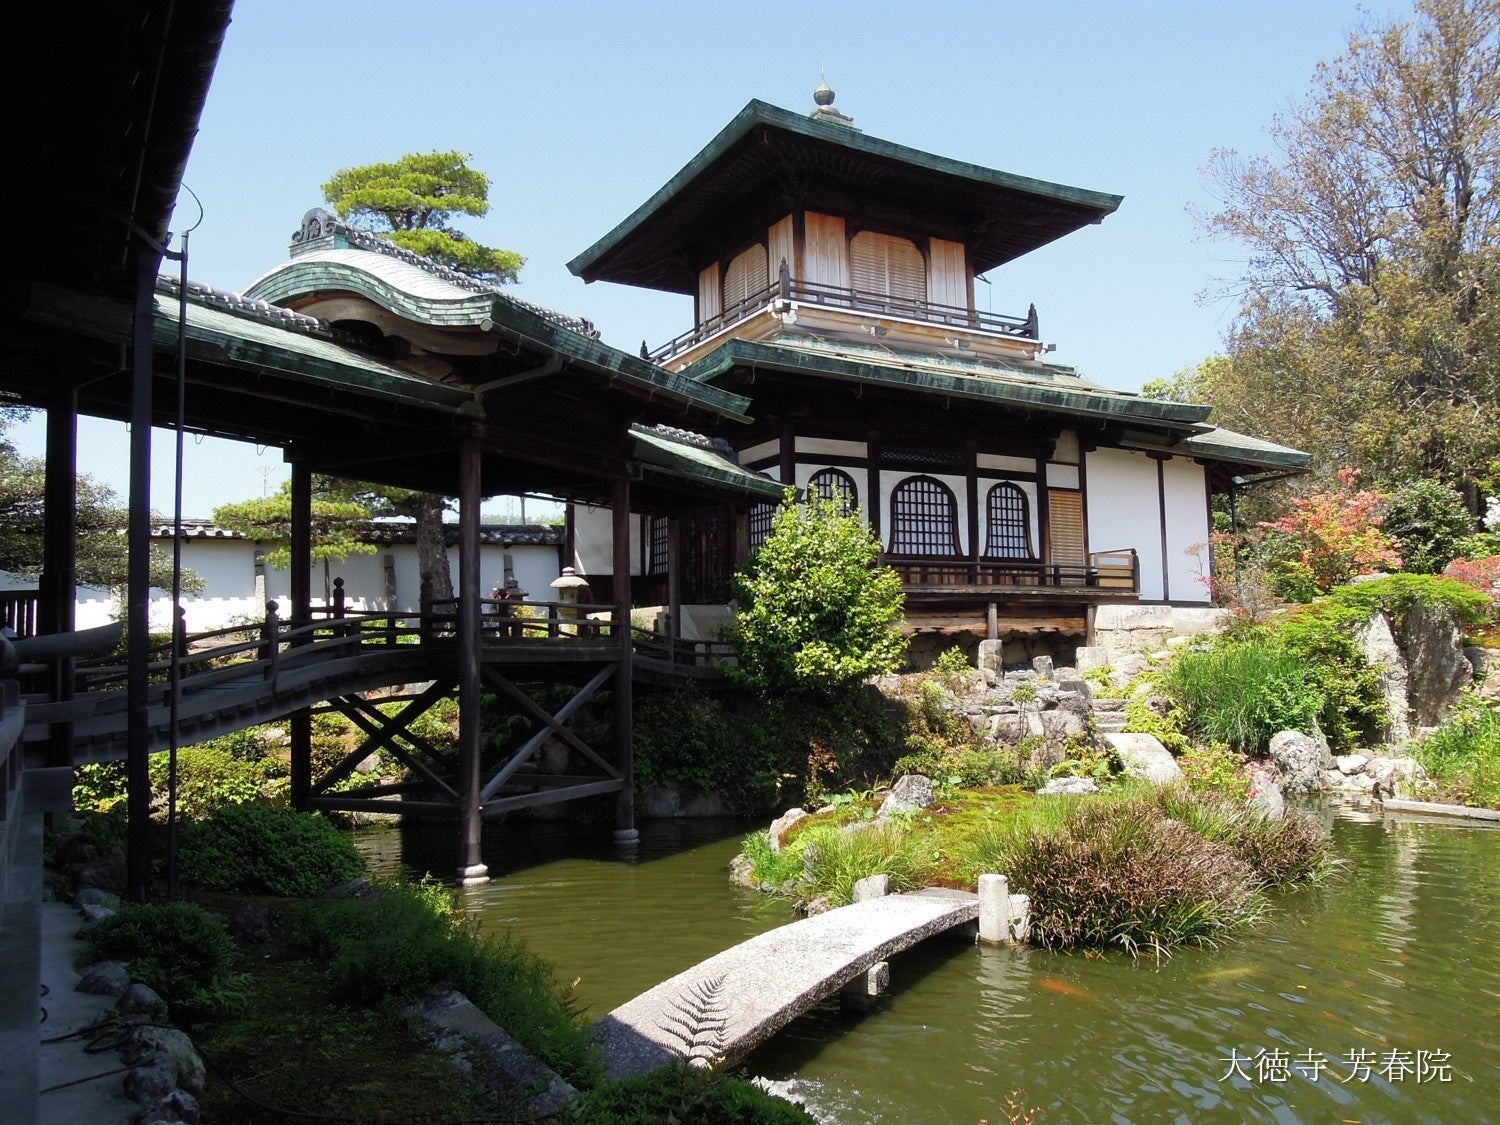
[
  {"left": 611, "top": 476, "right": 636, "bottom": 847},
  {"left": 456, "top": 434, "right": 489, "bottom": 885}
]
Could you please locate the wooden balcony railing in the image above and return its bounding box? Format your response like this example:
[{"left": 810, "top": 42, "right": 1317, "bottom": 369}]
[
  {"left": 648, "top": 265, "right": 1038, "bottom": 363},
  {"left": 887, "top": 549, "right": 1138, "bottom": 592},
  {"left": 0, "top": 590, "right": 39, "bottom": 638}
]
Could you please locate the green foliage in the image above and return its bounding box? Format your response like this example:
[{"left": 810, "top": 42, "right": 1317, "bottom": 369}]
[
  {"left": 322, "top": 150, "right": 524, "bottom": 284},
  {"left": 72, "top": 761, "right": 128, "bottom": 812},
  {"left": 1161, "top": 631, "right": 1322, "bottom": 754},
  {"left": 1253, "top": 469, "right": 1402, "bottom": 598},
  {"left": 1272, "top": 608, "right": 1388, "bottom": 751},
  {"left": 739, "top": 829, "right": 805, "bottom": 891},
  {"left": 931, "top": 646, "right": 973, "bottom": 692},
  {"left": 1200, "top": 1, "right": 1500, "bottom": 493},
  {"left": 0, "top": 423, "right": 201, "bottom": 592},
  {"left": 86, "top": 902, "right": 244, "bottom": 1018},
  {"left": 565, "top": 1065, "right": 815, "bottom": 1124},
  {"left": 727, "top": 491, "right": 905, "bottom": 693},
  {"left": 1177, "top": 743, "right": 1251, "bottom": 800},
  {"left": 1412, "top": 695, "right": 1500, "bottom": 808},
  {"left": 1122, "top": 694, "right": 1193, "bottom": 756},
  {"left": 177, "top": 806, "right": 365, "bottom": 897},
  {"left": 960, "top": 793, "right": 1264, "bottom": 957},
  {"left": 1381, "top": 479, "right": 1479, "bottom": 574},
  {"left": 150, "top": 746, "right": 280, "bottom": 821},
  {"left": 1320, "top": 572, "right": 1495, "bottom": 631},
  {"left": 212, "top": 477, "right": 376, "bottom": 572},
  {"left": 793, "top": 821, "right": 942, "bottom": 907},
  {"left": 290, "top": 880, "right": 598, "bottom": 1086},
  {"left": 633, "top": 686, "right": 901, "bottom": 814}
]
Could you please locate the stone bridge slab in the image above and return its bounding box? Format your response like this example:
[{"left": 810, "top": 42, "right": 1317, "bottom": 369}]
[{"left": 593, "top": 888, "right": 978, "bottom": 1080}]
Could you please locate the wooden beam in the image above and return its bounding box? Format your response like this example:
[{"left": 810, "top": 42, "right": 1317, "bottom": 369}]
[
  {"left": 612, "top": 476, "right": 636, "bottom": 842},
  {"left": 457, "top": 433, "right": 487, "bottom": 884}
]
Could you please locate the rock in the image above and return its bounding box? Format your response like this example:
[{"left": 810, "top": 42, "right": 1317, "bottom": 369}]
[
  {"left": 126, "top": 1061, "right": 177, "bottom": 1107},
  {"left": 1038, "top": 709, "right": 1088, "bottom": 743},
  {"left": 1073, "top": 646, "right": 1109, "bottom": 673},
  {"left": 1247, "top": 768, "right": 1285, "bottom": 821},
  {"left": 79, "top": 903, "right": 116, "bottom": 926},
  {"left": 124, "top": 1027, "right": 206, "bottom": 1097},
  {"left": 73, "top": 855, "right": 127, "bottom": 894},
  {"left": 1368, "top": 756, "right": 1429, "bottom": 799},
  {"left": 137, "top": 1090, "right": 201, "bottom": 1124},
  {"left": 77, "top": 960, "right": 131, "bottom": 997},
  {"left": 768, "top": 808, "right": 808, "bottom": 853},
  {"left": 1031, "top": 655, "right": 1054, "bottom": 678},
  {"left": 227, "top": 903, "right": 271, "bottom": 945},
  {"left": 74, "top": 887, "right": 118, "bottom": 911},
  {"left": 1112, "top": 653, "right": 1150, "bottom": 686},
  {"left": 1037, "top": 776, "right": 1099, "bottom": 795},
  {"left": 1269, "top": 730, "right": 1331, "bottom": 794},
  {"left": 1468, "top": 647, "right": 1500, "bottom": 706},
  {"left": 976, "top": 639, "right": 1004, "bottom": 677},
  {"left": 1399, "top": 601, "right": 1473, "bottom": 728},
  {"left": 878, "top": 775, "right": 935, "bottom": 818},
  {"left": 1355, "top": 611, "right": 1411, "bottom": 744},
  {"left": 1335, "top": 753, "right": 1371, "bottom": 775},
  {"left": 120, "top": 983, "right": 170, "bottom": 1022},
  {"left": 353, "top": 751, "right": 381, "bottom": 774},
  {"left": 1055, "top": 676, "right": 1092, "bottom": 701},
  {"left": 323, "top": 877, "right": 375, "bottom": 899},
  {"left": 1104, "top": 733, "right": 1184, "bottom": 785},
  {"left": 1053, "top": 691, "right": 1092, "bottom": 716},
  {"left": 852, "top": 874, "right": 889, "bottom": 902},
  {"left": 727, "top": 853, "right": 757, "bottom": 889},
  {"left": 802, "top": 895, "right": 834, "bottom": 916}
]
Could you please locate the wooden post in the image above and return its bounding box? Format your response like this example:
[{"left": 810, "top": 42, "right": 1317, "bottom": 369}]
[
  {"left": 289, "top": 463, "right": 313, "bottom": 810},
  {"left": 667, "top": 516, "right": 682, "bottom": 665},
  {"left": 125, "top": 243, "right": 157, "bottom": 905},
  {"left": 456, "top": 434, "right": 489, "bottom": 884},
  {"left": 41, "top": 385, "right": 78, "bottom": 766},
  {"left": 612, "top": 476, "right": 637, "bottom": 846}
]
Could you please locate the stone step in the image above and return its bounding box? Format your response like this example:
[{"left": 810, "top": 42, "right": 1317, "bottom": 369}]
[{"left": 1094, "top": 715, "right": 1130, "bottom": 733}]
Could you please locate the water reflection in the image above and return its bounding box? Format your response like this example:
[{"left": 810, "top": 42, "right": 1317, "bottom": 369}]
[{"left": 353, "top": 804, "right": 1499, "bottom": 1124}]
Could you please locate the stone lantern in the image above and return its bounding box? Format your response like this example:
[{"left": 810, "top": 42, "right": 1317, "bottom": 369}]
[{"left": 549, "top": 567, "right": 591, "bottom": 635}]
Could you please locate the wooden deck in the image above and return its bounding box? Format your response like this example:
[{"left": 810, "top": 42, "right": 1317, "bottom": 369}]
[{"left": 593, "top": 888, "right": 979, "bottom": 1080}]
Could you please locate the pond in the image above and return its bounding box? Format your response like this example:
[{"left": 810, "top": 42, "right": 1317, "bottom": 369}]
[{"left": 355, "top": 802, "right": 1499, "bottom": 1124}]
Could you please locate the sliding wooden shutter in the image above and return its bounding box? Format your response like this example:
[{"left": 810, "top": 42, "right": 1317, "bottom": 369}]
[
  {"left": 849, "top": 231, "right": 926, "bottom": 304},
  {"left": 1048, "top": 489, "right": 1087, "bottom": 571}
]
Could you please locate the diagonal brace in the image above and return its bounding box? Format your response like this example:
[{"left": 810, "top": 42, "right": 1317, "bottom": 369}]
[
  {"left": 311, "top": 679, "right": 454, "bottom": 796},
  {"left": 479, "top": 664, "right": 618, "bottom": 801}
]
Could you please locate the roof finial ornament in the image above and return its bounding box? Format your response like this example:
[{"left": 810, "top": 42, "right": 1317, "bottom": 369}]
[{"left": 810, "top": 65, "right": 856, "bottom": 128}]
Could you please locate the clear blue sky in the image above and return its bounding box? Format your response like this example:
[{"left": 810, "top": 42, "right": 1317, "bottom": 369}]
[{"left": 16, "top": 0, "right": 1403, "bottom": 517}]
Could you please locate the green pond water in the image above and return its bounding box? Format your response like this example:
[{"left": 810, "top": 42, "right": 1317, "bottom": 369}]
[{"left": 355, "top": 802, "right": 1499, "bottom": 1124}]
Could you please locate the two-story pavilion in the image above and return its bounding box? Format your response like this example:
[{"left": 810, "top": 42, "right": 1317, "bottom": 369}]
[{"left": 569, "top": 90, "right": 1307, "bottom": 658}]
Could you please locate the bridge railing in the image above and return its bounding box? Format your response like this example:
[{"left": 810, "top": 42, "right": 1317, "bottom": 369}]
[
  {"left": 629, "top": 627, "right": 736, "bottom": 669},
  {"left": 421, "top": 597, "right": 625, "bottom": 642}
]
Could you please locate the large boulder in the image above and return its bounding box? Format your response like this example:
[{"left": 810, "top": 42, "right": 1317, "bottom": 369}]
[
  {"left": 767, "top": 808, "right": 808, "bottom": 853},
  {"left": 1269, "top": 730, "right": 1331, "bottom": 793},
  {"left": 1354, "top": 611, "right": 1411, "bottom": 744},
  {"left": 1103, "top": 733, "right": 1183, "bottom": 785},
  {"left": 879, "top": 775, "right": 935, "bottom": 818},
  {"left": 1398, "top": 601, "right": 1473, "bottom": 728}
]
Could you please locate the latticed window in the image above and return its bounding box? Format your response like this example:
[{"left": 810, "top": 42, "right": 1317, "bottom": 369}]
[
  {"left": 747, "top": 502, "right": 775, "bottom": 551},
  {"left": 984, "top": 483, "right": 1034, "bottom": 559},
  {"left": 888, "top": 475, "right": 961, "bottom": 556},
  {"left": 808, "top": 468, "right": 858, "bottom": 516},
  {"left": 649, "top": 515, "right": 669, "bottom": 575},
  {"left": 723, "top": 244, "right": 768, "bottom": 312},
  {"left": 849, "top": 231, "right": 926, "bottom": 305}
]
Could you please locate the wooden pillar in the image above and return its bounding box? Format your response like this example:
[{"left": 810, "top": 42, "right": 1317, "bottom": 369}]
[
  {"left": 457, "top": 435, "right": 489, "bottom": 884},
  {"left": 867, "top": 429, "right": 883, "bottom": 543},
  {"left": 965, "top": 439, "right": 979, "bottom": 582},
  {"left": 612, "top": 476, "right": 637, "bottom": 846},
  {"left": 667, "top": 515, "right": 682, "bottom": 651},
  {"left": 125, "top": 244, "right": 158, "bottom": 905},
  {"left": 288, "top": 463, "right": 313, "bottom": 810},
  {"left": 41, "top": 386, "right": 77, "bottom": 765}
]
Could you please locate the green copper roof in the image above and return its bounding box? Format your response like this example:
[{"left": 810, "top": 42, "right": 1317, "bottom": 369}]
[
  {"left": 569, "top": 99, "right": 1124, "bottom": 294},
  {"left": 630, "top": 425, "right": 784, "bottom": 500},
  {"left": 683, "top": 337, "right": 1211, "bottom": 428},
  {"left": 1175, "top": 426, "right": 1310, "bottom": 471}
]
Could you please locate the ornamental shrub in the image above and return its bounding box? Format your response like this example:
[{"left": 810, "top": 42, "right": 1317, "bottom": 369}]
[
  {"left": 86, "top": 902, "right": 244, "bottom": 1018},
  {"left": 727, "top": 491, "right": 905, "bottom": 692},
  {"left": 177, "top": 805, "right": 365, "bottom": 897},
  {"left": 1255, "top": 468, "right": 1402, "bottom": 598},
  {"left": 1160, "top": 629, "right": 1321, "bottom": 754},
  {"left": 149, "top": 745, "right": 281, "bottom": 820},
  {"left": 1380, "top": 479, "right": 1477, "bottom": 574}
]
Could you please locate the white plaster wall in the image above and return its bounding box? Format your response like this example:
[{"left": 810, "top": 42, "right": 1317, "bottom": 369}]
[
  {"left": 976, "top": 453, "right": 1034, "bottom": 474},
  {"left": 571, "top": 506, "right": 643, "bottom": 576},
  {"left": 1046, "top": 463, "right": 1080, "bottom": 490},
  {"left": 1085, "top": 447, "right": 1164, "bottom": 601},
  {"left": 1162, "top": 457, "right": 1211, "bottom": 603},
  {"left": 879, "top": 471, "right": 970, "bottom": 555},
  {"left": 794, "top": 437, "right": 867, "bottom": 459}
]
